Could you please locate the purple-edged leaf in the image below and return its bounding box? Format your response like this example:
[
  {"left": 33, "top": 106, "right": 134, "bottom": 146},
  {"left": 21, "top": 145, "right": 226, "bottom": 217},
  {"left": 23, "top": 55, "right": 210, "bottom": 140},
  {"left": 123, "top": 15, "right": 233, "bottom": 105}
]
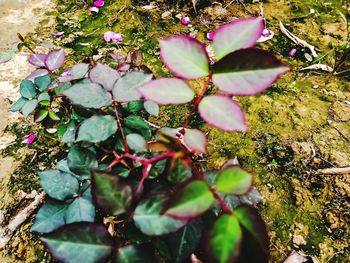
[
  {"left": 159, "top": 36, "right": 209, "bottom": 79},
  {"left": 215, "top": 167, "right": 252, "bottom": 195},
  {"left": 112, "top": 71, "right": 152, "bottom": 102},
  {"left": 45, "top": 49, "right": 65, "bottom": 71},
  {"left": 198, "top": 95, "right": 246, "bottom": 132},
  {"left": 89, "top": 63, "right": 120, "bottom": 91},
  {"left": 234, "top": 206, "right": 269, "bottom": 262},
  {"left": 138, "top": 78, "right": 194, "bottom": 105},
  {"left": 164, "top": 180, "right": 215, "bottom": 220},
  {"left": 28, "top": 54, "right": 47, "bottom": 67},
  {"left": 25, "top": 69, "right": 49, "bottom": 81},
  {"left": 213, "top": 17, "right": 264, "bottom": 60},
  {"left": 133, "top": 195, "right": 186, "bottom": 236},
  {"left": 60, "top": 63, "right": 89, "bottom": 81},
  {"left": 41, "top": 223, "right": 114, "bottom": 263},
  {"left": 212, "top": 48, "right": 289, "bottom": 96},
  {"left": 183, "top": 129, "right": 207, "bottom": 154},
  {"left": 92, "top": 171, "right": 132, "bottom": 215},
  {"left": 208, "top": 214, "right": 242, "bottom": 263}
]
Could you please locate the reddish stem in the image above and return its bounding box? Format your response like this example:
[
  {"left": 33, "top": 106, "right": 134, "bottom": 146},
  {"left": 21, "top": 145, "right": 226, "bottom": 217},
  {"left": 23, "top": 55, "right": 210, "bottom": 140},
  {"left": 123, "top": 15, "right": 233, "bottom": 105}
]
[
  {"left": 113, "top": 102, "right": 129, "bottom": 153},
  {"left": 136, "top": 164, "right": 151, "bottom": 193},
  {"left": 210, "top": 187, "right": 233, "bottom": 215},
  {"left": 182, "top": 73, "right": 212, "bottom": 130}
]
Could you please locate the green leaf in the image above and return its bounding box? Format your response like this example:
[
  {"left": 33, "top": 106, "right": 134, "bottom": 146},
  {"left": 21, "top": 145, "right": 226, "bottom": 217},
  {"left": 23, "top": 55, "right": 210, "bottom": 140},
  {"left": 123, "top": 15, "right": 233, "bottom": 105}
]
[
  {"left": 48, "top": 110, "right": 60, "bottom": 121},
  {"left": 65, "top": 196, "right": 95, "bottom": 224},
  {"left": 10, "top": 97, "right": 28, "bottom": 112},
  {"left": 31, "top": 199, "right": 68, "bottom": 233},
  {"left": 38, "top": 170, "right": 79, "bottom": 200},
  {"left": 20, "top": 80, "right": 37, "bottom": 99},
  {"left": 215, "top": 167, "right": 253, "bottom": 195},
  {"left": 209, "top": 214, "right": 242, "bottom": 263},
  {"left": 114, "top": 245, "right": 155, "bottom": 263},
  {"left": 126, "top": 133, "right": 147, "bottom": 152},
  {"left": 77, "top": 115, "right": 117, "bottom": 143},
  {"left": 123, "top": 115, "right": 151, "bottom": 140},
  {"left": 234, "top": 206, "right": 269, "bottom": 262},
  {"left": 144, "top": 100, "right": 159, "bottom": 116},
  {"left": 39, "top": 100, "right": 50, "bottom": 106},
  {"left": 21, "top": 99, "right": 38, "bottom": 117},
  {"left": 41, "top": 223, "right": 114, "bottom": 263},
  {"left": 125, "top": 101, "right": 144, "bottom": 113},
  {"left": 34, "top": 75, "right": 51, "bottom": 91},
  {"left": 164, "top": 180, "right": 215, "bottom": 219},
  {"left": 61, "top": 122, "right": 76, "bottom": 143},
  {"left": 92, "top": 171, "right": 132, "bottom": 215},
  {"left": 62, "top": 83, "right": 112, "bottom": 109},
  {"left": 67, "top": 145, "right": 98, "bottom": 177},
  {"left": 70, "top": 63, "right": 89, "bottom": 79},
  {"left": 112, "top": 71, "right": 152, "bottom": 102},
  {"left": 167, "top": 159, "right": 192, "bottom": 184},
  {"left": 114, "top": 167, "right": 130, "bottom": 178},
  {"left": 133, "top": 195, "right": 186, "bottom": 235},
  {"left": 37, "top": 92, "right": 50, "bottom": 102},
  {"left": 34, "top": 109, "right": 49, "bottom": 122},
  {"left": 159, "top": 36, "right": 209, "bottom": 79},
  {"left": 166, "top": 219, "right": 203, "bottom": 263}
]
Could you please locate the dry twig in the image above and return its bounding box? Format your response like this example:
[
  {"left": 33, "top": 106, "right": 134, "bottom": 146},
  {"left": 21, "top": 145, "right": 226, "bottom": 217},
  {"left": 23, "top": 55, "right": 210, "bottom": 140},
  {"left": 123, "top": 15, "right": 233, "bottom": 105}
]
[{"left": 316, "top": 166, "right": 350, "bottom": 175}]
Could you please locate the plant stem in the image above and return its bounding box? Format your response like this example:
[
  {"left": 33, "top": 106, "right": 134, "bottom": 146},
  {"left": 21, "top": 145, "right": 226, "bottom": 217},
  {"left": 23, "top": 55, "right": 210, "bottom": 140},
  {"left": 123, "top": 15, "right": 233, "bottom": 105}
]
[
  {"left": 182, "top": 73, "right": 212, "bottom": 131},
  {"left": 113, "top": 102, "right": 129, "bottom": 153},
  {"left": 210, "top": 187, "right": 233, "bottom": 214}
]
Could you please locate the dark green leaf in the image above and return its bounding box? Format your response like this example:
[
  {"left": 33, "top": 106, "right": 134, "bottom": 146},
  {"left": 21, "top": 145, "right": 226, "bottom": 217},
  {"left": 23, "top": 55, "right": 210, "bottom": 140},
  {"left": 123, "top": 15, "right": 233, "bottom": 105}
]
[
  {"left": 166, "top": 219, "right": 203, "bottom": 263},
  {"left": 41, "top": 223, "right": 114, "bottom": 263},
  {"left": 167, "top": 159, "right": 192, "bottom": 184},
  {"left": 38, "top": 170, "right": 79, "bottom": 200},
  {"left": 125, "top": 100, "right": 143, "bottom": 113},
  {"left": 114, "top": 167, "right": 130, "bottom": 178},
  {"left": 77, "top": 115, "right": 117, "bottom": 143},
  {"left": 20, "top": 80, "right": 37, "bottom": 99},
  {"left": 215, "top": 167, "right": 252, "bottom": 195},
  {"left": 208, "top": 214, "right": 242, "bottom": 263},
  {"left": 134, "top": 195, "right": 186, "bottom": 235},
  {"left": 123, "top": 115, "right": 151, "bottom": 140},
  {"left": 165, "top": 180, "right": 215, "bottom": 220},
  {"left": 31, "top": 199, "right": 68, "bottom": 233},
  {"left": 92, "top": 171, "right": 132, "bottom": 215},
  {"left": 10, "top": 97, "right": 28, "bottom": 112},
  {"left": 65, "top": 196, "right": 95, "bottom": 224},
  {"left": 62, "top": 83, "right": 112, "bottom": 109},
  {"left": 67, "top": 145, "right": 98, "bottom": 177},
  {"left": 114, "top": 245, "right": 155, "bottom": 263},
  {"left": 34, "top": 75, "right": 51, "bottom": 91},
  {"left": 22, "top": 99, "right": 38, "bottom": 117},
  {"left": 61, "top": 122, "right": 76, "bottom": 143}
]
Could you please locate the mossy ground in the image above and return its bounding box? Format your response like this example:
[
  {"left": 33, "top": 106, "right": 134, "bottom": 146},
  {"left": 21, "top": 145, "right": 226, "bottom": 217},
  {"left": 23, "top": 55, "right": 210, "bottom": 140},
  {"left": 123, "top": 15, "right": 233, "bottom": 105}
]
[{"left": 1, "top": 0, "right": 349, "bottom": 262}]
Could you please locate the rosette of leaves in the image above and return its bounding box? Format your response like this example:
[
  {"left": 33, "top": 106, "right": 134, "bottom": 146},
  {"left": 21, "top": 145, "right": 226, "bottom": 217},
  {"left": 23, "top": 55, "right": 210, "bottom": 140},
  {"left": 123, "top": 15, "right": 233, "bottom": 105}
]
[{"left": 22, "top": 16, "right": 289, "bottom": 263}]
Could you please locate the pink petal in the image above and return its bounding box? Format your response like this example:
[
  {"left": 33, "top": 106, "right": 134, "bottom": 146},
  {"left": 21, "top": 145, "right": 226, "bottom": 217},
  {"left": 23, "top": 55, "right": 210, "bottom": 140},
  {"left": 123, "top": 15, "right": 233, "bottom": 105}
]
[
  {"left": 88, "top": 6, "right": 99, "bottom": 12},
  {"left": 206, "top": 32, "right": 214, "bottom": 41},
  {"left": 93, "top": 0, "right": 105, "bottom": 7},
  {"left": 55, "top": 31, "right": 64, "bottom": 37},
  {"left": 22, "top": 133, "right": 37, "bottom": 145},
  {"left": 104, "top": 31, "right": 115, "bottom": 42},
  {"left": 261, "top": 28, "right": 270, "bottom": 37},
  {"left": 112, "top": 33, "right": 123, "bottom": 42},
  {"left": 288, "top": 48, "right": 297, "bottom": 57},
  {"left": 181, "top": 17, "right": 190, "bottom": 25}
]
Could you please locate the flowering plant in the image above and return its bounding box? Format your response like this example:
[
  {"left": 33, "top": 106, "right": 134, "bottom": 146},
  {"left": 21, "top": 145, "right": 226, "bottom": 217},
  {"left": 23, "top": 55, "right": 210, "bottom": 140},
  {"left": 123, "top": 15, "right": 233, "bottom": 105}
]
[{"left": 11, "top": 16, "right": 288, "bottom": 263}]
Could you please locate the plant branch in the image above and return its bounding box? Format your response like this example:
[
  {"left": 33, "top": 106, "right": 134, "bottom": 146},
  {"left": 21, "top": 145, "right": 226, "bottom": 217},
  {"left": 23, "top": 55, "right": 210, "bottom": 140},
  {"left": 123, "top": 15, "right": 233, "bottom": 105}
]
[
  {"left": 182, "top": 74, "right": 212, "bottom": 130},
  {"left": 113, "top": 102, "right": 129, "bottom": 153},
  {"left": 210, "top": 187, "right": 233, "bottom": 214}
]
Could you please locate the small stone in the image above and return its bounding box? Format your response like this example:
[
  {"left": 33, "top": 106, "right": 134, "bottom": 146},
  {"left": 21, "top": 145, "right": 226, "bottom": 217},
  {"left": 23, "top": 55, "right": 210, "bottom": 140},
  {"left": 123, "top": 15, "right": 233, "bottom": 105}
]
[{"left": 304, "top": 53, "right": 313, "bottom": 62}]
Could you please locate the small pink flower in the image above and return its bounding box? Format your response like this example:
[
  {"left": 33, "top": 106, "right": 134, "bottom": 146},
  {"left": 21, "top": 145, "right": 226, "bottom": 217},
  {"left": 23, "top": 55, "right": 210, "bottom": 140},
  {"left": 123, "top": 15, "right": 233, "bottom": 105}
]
[
  {"left": 22, "top": 133, "right": 37, "bottom": 145},
  {"left": 104, "top": 31, "right": 115, "bottom": 42},
  {"left": 181, "top": 17, "right": 190, "bottom": 25},
  {"left": 112, "top": 33, "right": 123, "bottom": 42},
  {"left": 93, "top": 0, "right": 105, "bottom": 7},
  {"left": 261, "top": 28, "right": 270, "bottom": 37},
  {"left": 288, "top": 48, "right": 297, "bottom": 57},
  {"left": 55, "top": 31, "right": 64, "bottom": 37},
  {"left": 206, "top": 32, "right": 214, "bottom": 41},
  {"left": 88, "top": 6, "right": 99, "bottom": 12}
]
